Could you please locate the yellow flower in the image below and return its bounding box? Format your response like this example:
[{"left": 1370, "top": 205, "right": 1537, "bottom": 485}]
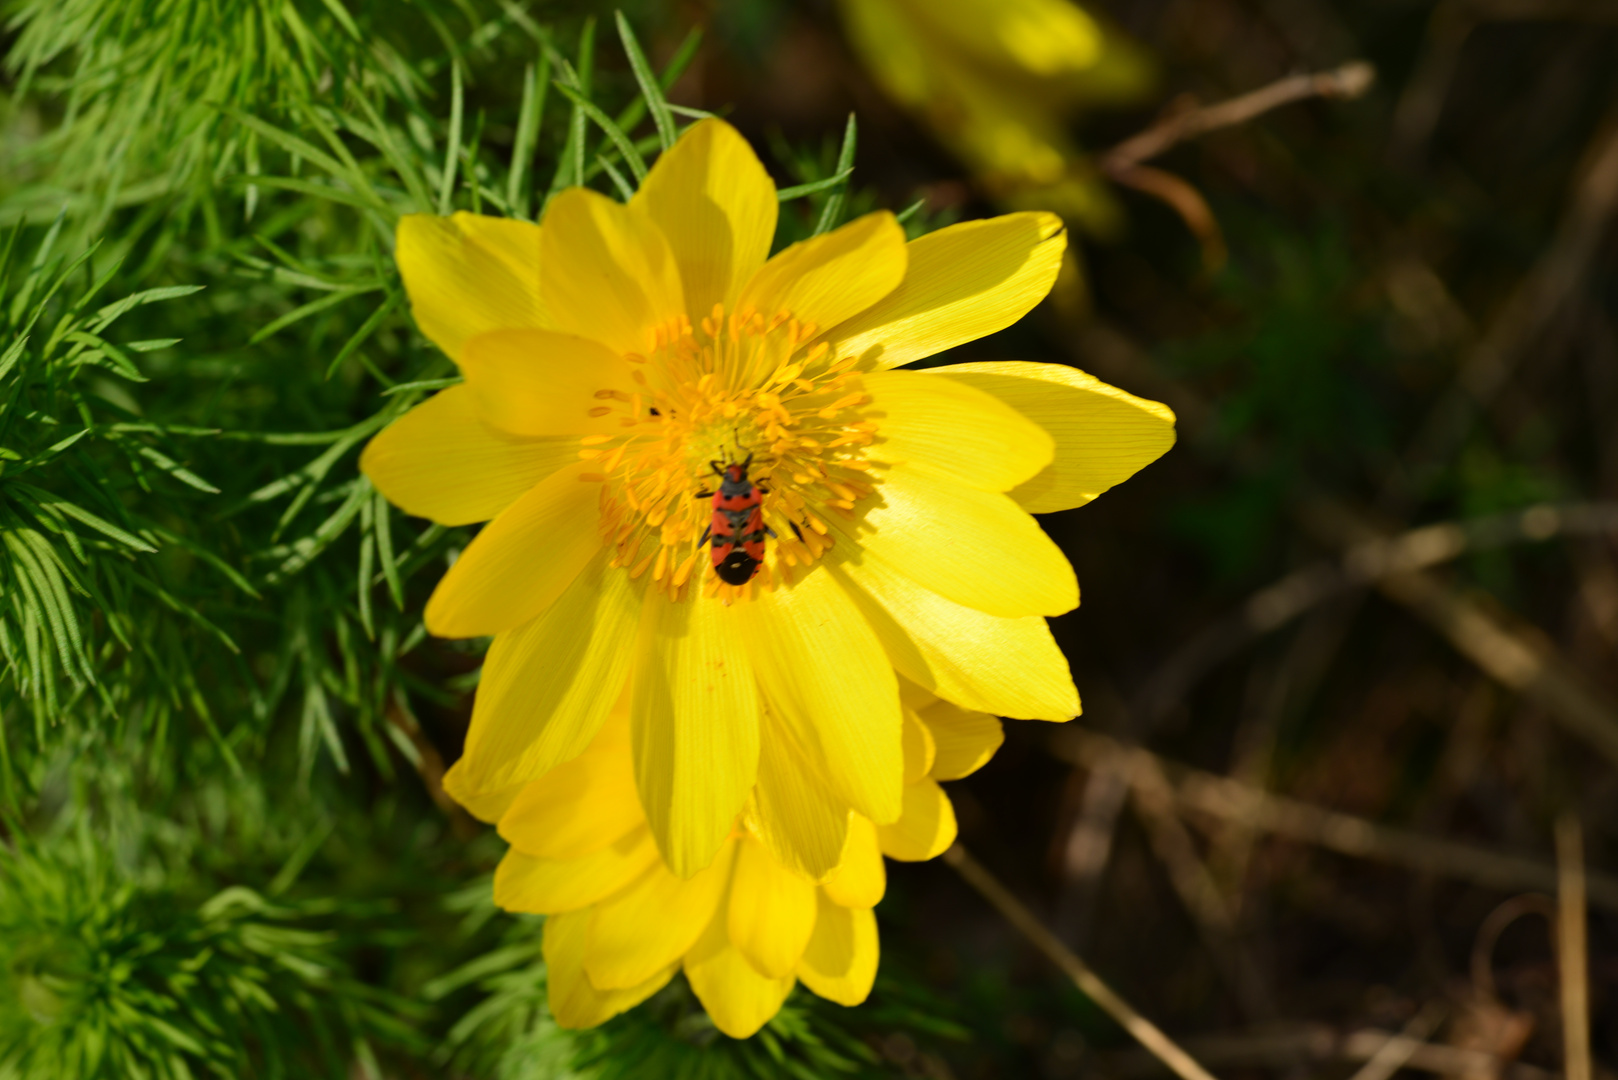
[
  {"left": 836, "top": 0, "right": 1154, "bottom": 231},
  {"left": 464, "top": 688, "right": 1000, "bottom": 1037},
  {"left": 361, "top": 118, "right": 1173, "bottom": 882}
]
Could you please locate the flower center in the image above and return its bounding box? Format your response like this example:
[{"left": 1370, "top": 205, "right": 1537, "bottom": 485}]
[{"left": 579, "top": 304, "right": 878, "bottom": 601}]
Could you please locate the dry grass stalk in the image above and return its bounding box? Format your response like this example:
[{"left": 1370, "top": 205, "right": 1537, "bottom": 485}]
[
  {"left": 1051, "top": 729, "right": 1618, "bottom": 910},
  {"left": 1347, "top": 1002, "right": 1449, "bottom": 1080},
  {"left": 1134, "top": 503, "right": 1618, "bottom": 729},
  {"left": 1297, "top": 500, "right": 1618, "bottom": 772},
  {"left": 941, "top": 844, "right": 1222, "bottom": 1080},
  {"left": 1555, "top": 814, "right": 1592, "bottom": 1080},
  {"left": 1096, "top": 60, "right": 1374, "bottom": 268},
  {"left": 1091, "top": 1023, "right": 1557, "bottom": 1080}
]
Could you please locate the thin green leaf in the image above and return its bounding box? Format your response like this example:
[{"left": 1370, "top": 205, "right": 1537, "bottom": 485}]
[
  {"left": 437, "top": 61, "right": 464, "bottom": 215},
  {"left": 778, "top": 168, "right": 855, "bottom": 202},
  {"left": 250, "top": 285, "right": 378, "bottom": 347},
  {"left": 10, "top": 483, "right": 157, "bottom": 553},
  {"left": 372, "top": 490, "right": 403, "bottom": 610},
  {"left": 553, "top": 81, "right": 647, "bottom": 184},
  {"left": 313, "top": 0, "right": 361, "bottom": 41},
  {"left": 814, "top": 113, "right": 858, "bottom": 237},
  {"left": 616, "top": 12, "right": 676, "bottom": 152},
  {"left": 323, "top": 291, "right": 400, "bottom": 379},
  {"left": 597, "top": 155, "right": 634, "bottom": 201},
  {"left": 506, "top": 55, "right": 550, "bottom": 220}
]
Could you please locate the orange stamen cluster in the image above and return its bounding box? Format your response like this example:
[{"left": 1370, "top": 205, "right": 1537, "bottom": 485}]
[{"left": 579, "top": 304, "right": 878, "bottom": 602}]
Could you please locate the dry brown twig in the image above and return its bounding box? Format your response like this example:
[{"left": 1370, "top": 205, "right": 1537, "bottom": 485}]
[
  {"left": 1104, "top": 61, "right": 1376, "bottom": 173},
  {"left": 941, "top": 844, "right": 1221, "bottom": 1080},
  {"left": 1091, "top": 1023, "right": 1557, "bottom": 1080},
  {"left": 1133, "top": 502, "right": 1618, "bottom": 729},
  {"left": 1556, "top": 814, "right": 1592, "bottom": 1080},
  {"left": 1391, "top": 0, "right": 1618, "bottom": 165},
  {"left": 1346, "top": 1002, "right": 1449, "bottom": 1080},
  {"left": 1299, "top": 500, "right": 1618, "bottom": 771},
  {"left": 1394, "top": 110, "right": 1618, "bottom": 502},
  {"left": 1096, "top": 61, "right": 1375, "bottom": 268},
  {"left": 1127, "top": 751, "right": 1281, "bottom": 1023},
  {"left": 1050, "top": 728, "right": 1618, "bottom": 911}
]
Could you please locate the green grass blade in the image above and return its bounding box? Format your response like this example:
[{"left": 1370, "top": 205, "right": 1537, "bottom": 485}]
[
  {"left": 554, "top": 82, "right": 647, "bottom": 184},
  {"left": 616, "top": 12, "right": 676, "bottom": 152},
  {"left": 436, "top": 61, "right": 464, "bottom": 215},
  {"left": 778, "top": 168, "right": 855, "bottom": 202},
  {"left": 814, "top": 113, "right": 858, "bottom": 237}
]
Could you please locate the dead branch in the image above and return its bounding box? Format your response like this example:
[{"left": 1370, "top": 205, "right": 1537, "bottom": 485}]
[
  {"left": 1556, "top": 815, "right": 1592, "bottom": 1080},
  {"left": 942, "top": 844, "right": 1222, "bottom": 1080},
  {"left": 1395, "top": 109, "right": 1618, "bottom": 501},
  {"left": 1090, "top": 1023, "right": 1557, "bottom": 1080},
  {"left": 1050, "top": 728, "right": 1618, "bottom": 911},
  {"left": 1104, "top": 61, "right": 1374, "bottom": 173},
  {"left": 1133, "top": 502, "right": 1618, "bottom": 729}
]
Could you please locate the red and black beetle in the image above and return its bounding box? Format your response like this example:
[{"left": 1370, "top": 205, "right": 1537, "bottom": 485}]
[{"left": 697, "top": 453, "right": 772, "bottom": 585}]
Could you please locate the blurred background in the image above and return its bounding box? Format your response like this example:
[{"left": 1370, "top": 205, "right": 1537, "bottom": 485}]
[{"left": 3, "top": 0, "right": 1618, "bottom": 1077}]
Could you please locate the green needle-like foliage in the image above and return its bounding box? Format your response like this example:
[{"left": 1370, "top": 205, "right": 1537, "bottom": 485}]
[
  {"left": 0, "top": 829, "right": 420, "bottom": 1079},
  {"left": 0, "top": 1, "right": 952, "bottom": 1074}
]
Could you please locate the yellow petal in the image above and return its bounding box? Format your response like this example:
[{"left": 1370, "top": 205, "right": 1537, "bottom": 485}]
[
  {"left": 539, "top": 187, "right": 683, "bottom": 356},
  {"left": 493, "top": 828, "right": 659, "bottom": 914},
  {"left": 863, "top": 370, "right": 1052, "bottom": 492},
  {"left": 684, "top": 905, "right": 795, "bottom": 1039},
  {"left": 451, "top": 552, "right": 639, "bottom": 796},
  {"left": 901, "top": 707, "right": 937, "bottom": 784},
  {"left": 395, "top": 212, "right": 549, "bottom": 361},
  {"left": 459, "top": 329, "right": 638, "bottom": 437},
  {"left": 440, "top": 759, "right": 523, "bottom": 824},
  {"left": 901, "top": 0, "right": 1104, "bottom": 77},
  {"left": 749, "top": 713, "right": 852, "bottom": 882},
  {"left": 822, "top": 213, "right": 1065, "bottom": 370},
  {"left": 737, "top": 212, "right": 906, "bottom": 335},
  {"left": 632, "top": 118, "right": 778, "bottom": 319},
  {"left": 728, "top": 837, "right": 818, "bottom": 979},
  {"left": 585, "top": 842, "right": 734, "bottom": 990},
  {"left": 740, "top": 568, "right": 903, "bottom": 824},
  {"left": 360, "top": 385, "right": 576, "bottom": 527},
  {"left": 919, "top": 699, "right": 1004, "bottom": 780},
  {"left": 876, "top": 778, "right": 957, "bottom": 862},
  {"left": 929, "top": 362, "right": 1176, "bottom": 513},
  {"left": 632, "top": 593, "right": 760, "bottom": 877},
  {"left": 820, "top": 814, "right": 886, "bottom": 909},
  {"left": 830, "top": 556, "right": 1078, "bottom": 720},
  {"left": 844, "top": 461, "right": 1077, "bottom": 617},
  {"left": 797, "top": 894, "right": 878, "bottom": 1007},
  {"left": 545, "top": 909, "right": 675, "bottom": 1030},
  {"left": 497, "top": 714, "right": 640, "bottom": 860},
  {"left": 423, "top": 464, "right": 603, "bottom": 638}
]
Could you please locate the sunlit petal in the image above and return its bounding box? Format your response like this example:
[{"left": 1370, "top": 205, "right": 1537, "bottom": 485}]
[
  {"left": 632, "top": 594, "right": 760, "bottom": 877},
  {"left": 360, "top": 385, "right": 576, "bottom": 526},
  {"left": 929, "top": 361, "right": 1176, "bottom": 512},
  {"left": 633, "top": 118, "right": 778, "bottom": 319},
  {"left": 539, "top": 187, "right": 684, "bottom": 356},
  {"left": 585, "top": 843, "right": 734, "bottom": 990},
  {"left": 864, "top": 370, "right": 1052, "bottom": 492},
  {"left": 396, "top": 212, "right": 548, "bottom": 361},
  {"left": 823, "top": 213, "right": 1065, "bottom": 370},
  {"left": 831, "top": 557, "right": 1079, "bottom": 720},
  {"left": 545, "top": 909, "right": 676, "bottom": 1030},
  {"left": 877, "top": 779, "right": 957, "bottom": 861},
  {"left": 423, "top": 465, "right": 603, "bottom": 638},
  {"left": 797, "top": 894, "right": 878, "bottom": 1006},
  {"left": 738, "top": 212, "right": 907, "bottom": 334}
]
